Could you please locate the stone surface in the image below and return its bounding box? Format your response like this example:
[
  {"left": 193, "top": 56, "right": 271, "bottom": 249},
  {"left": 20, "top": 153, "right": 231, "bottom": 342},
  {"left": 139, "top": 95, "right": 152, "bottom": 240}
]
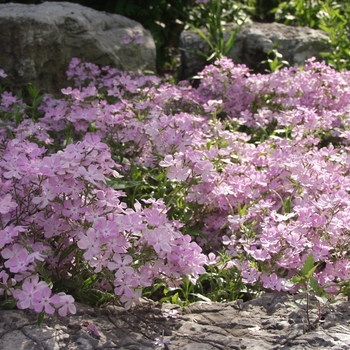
[
  {"left": 0, "top": 293, "right": 350, "bottom": 349},
  {"left": 179, "top": 22, "right": 331, "bottom": 79},
  {"left": 0, "top": 2, "right": 156, "bottom": 96}
]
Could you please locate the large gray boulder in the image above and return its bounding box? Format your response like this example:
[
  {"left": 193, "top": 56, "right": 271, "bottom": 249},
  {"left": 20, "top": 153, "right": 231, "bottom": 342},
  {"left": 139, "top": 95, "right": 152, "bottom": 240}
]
[
  {"left": 180, "top": 22, "right": 332, "bottom": 79},
  {"left": 0, "top": 2, "right": 156, "bottom": 96}
]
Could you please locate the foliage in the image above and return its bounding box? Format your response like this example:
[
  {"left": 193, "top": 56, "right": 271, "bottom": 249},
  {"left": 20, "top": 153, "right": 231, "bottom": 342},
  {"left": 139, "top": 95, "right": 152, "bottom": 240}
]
[
  {"left": 272, "top": 0, "right": 350, "bottom": 71},
  {"left": 272, "top": 0, "right": 322, "bottom": 28},
  {"left": 189, "top": 0, "right": 247, "bottom": 64},
  {"left": 318, "top": 0, "right": 350, "bottom": 71},
  {"left": 259, "top": 44, "right": 289, "bottom": 73}
]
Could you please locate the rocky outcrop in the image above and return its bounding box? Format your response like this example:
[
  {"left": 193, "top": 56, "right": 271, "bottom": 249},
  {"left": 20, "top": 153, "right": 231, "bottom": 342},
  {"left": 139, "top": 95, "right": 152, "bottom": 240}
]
[
  {"left": 180, "top": 22, "right": 331, "bottom": 79},
  {"left": 0, "top": 2, "right": 156, "bottom": 96},
  {"left": 0, "top": 293, "right": 350, "bottom": 349}
]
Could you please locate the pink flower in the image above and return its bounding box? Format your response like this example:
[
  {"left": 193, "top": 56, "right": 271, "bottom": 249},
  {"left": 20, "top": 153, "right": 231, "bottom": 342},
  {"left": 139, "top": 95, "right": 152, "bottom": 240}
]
[
  {"left": 4, "top": 247, "right": 34, "bottom": 273},
  {"left": 0, "top": 194, "right": 17, "bottom": 214},
  {"left": 77, "top": 228, "right": 101, "bottom": 260},
  {"left": 206, "top": 252, "right": 220, "bottom": 265},
  {"left": 119, "top": 288, "right": 142, "bottom": 310},
  {"left": 75, "top": 164, "right": 107, "bottom": 186},
  {"left": 0, "top": 69, "right": 7, "bottom": 78},
  {"left": 56, "top": 293, "right": 77, "bottom": 316},
  {"left": 153, "top": 330, "right": 170, "bottom": 347},
  {"left": 108, "top": 253, "right": 134, "bottom": 277},
  {"left": 86, "top": 323, "right": 100, "bottom": 339},
  {"left": 261, "top": 273, "right": 289, "bottom": 292},
  {"left": 32, "top": 287, "right": 61, "bottom": 314}
]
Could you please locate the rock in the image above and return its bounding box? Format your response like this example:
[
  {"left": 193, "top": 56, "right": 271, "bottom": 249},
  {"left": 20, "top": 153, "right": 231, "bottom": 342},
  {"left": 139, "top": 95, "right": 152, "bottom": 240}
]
[
  {"left": 0, "top": 293, "right": 350, "bottom": 349},
  {"left": 0, "top": 2, "right": 156, "bottom": 96},
  {"left": 179, "top": 22, "right": 331, "bottom": 79}
]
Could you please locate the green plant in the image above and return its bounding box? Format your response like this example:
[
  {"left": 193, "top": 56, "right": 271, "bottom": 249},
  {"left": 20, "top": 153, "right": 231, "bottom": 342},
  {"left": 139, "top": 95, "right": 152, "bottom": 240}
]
[
  {"left": 273, "top": 0, "right": 322, "bottom": 28},
  {"left": 290, "top": 254, "right": 331, "bottom": 332},
  {"left": 318, "top": 0, "right": 350, "bottom": 71},
  {"left": 259, "top": 44, "right": 289, "bottom": 73},
  {"left": 189, "top": 0, "right": 248, "bottom": 63}
]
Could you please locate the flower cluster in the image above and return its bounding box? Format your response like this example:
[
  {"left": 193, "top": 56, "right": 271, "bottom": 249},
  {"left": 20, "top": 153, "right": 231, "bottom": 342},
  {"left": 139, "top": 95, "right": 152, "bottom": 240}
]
[{"left": 2, "top": 55, "right": 350, "bottom": 315}]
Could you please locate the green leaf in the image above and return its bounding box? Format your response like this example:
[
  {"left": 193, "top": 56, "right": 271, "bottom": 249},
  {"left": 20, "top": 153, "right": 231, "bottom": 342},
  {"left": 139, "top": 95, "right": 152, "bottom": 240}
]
[
  {"left": 81, "top": 275, "right": 99, "bottom": 289},
  {"left": 108, "top": 180, "right": 142, "bottom": 190},
  {"left": 172, "top": 292, "right": 179, "bottom": 304},
  {"left": 1, "top": 297, "right": 17, "bottom": 310},
  {"left": 283, "top": 196, "right": 291, "bottom": 214},
  {"left": 224, "top": 20, "right": 245, "bottom": 56},
  {"left": 191, "top": 26, "right": 214, "bottom": 51},
  {"left": 291, "top": 275, "right": 303, "bottom": 284},
  {"left": 58, "top": 242, "right": 78, "bottom": 264},
  {"left": 300, "top": 254, "right": 314, "bottom": 277},
  {"left": 37, "top": 311, "right": 45, "bottom": 326},
  {"left": 309, "top": 276, "right": 321, "bottom": 293}
]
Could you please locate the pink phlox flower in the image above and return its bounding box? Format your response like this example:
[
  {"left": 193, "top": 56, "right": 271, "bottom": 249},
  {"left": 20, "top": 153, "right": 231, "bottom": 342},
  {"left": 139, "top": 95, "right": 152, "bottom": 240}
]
[
  {"left": 2, "top": 158, "right": 25, "bottom": 179},
  {"left": 56, "top": 293, "right": 77, "bottom": 316},
  {"left": 143, "top": 207, "right": 167, "bottom": 226},
  {"left": 119, "top": 288, "right": 142, "bottom": 310},
  {"left": 13, "top": 280, "right": 37, "bottom": 310},
  {"left": 121, "top": 211, "right": 144, "bottom": 232},
  {"left": 77, "top": 228, "right": 101, "bottom": 260},
  {"left": 311, "top": 239, "right": 332, "bottom": 261},
  {"left": 75, "top": 164, "right": 107, "bottom": 186},
  {"left": 193, "top": 160, "right": 216, "bottom": 182},
  {"left": 261, "top": 273, "right": 289, "bottom": 292},
  {"left": 93, "top": 217, "right": 119, "bottom": 238},
  {"left": 271, "top": 211, "right": 297, "bottom": 222},
  {"left": 138, "top": 263, "right": 154, "bottom": 287},
  {"left": 162, "top": 309, "right": 179, "bottom": 319},
  {"left": 86, "top": 323, "right": 101, "bottom": 339},
  {"left": 122, "top": 33, "right": 133, "bottom": 44},
  {"left": 114, "top": 274, "right": 139, "bottom": 299},
  {"left": 1, "top": 243, "right": 23, "bottom": 260},
  {"left": 122, "top": 31, "right": 145, "bottom": 45},
  {"left": 244, "top": 245, "right": 271, "bottom": 261},
  {"left": 105, "top": 231, "right": 129, "bottom": 254},
  {"left": 39, "top": 154, "right": 63, "bottom": 176},
  {"left": 90, "top": 251, "right": 110, "bottom": 273},
  {"left": 285, "top": 231, "right": 308, "bottom": 251},
  {"left": 159, "top": 154, "right": 176, "bottom": 167},
  {"left": 62, "top": 198, "right": 86, "bottom": 220},
  {"left": 203, "top": 99, "right": 223, "bottom": 113},
  {"left": 0, "top": 194, "right": 18, "bottom": 214},
  {"left": 0, "top": 69, "right": 7, "bottom": 78},
  {"left": 153, "top": 330, "right": 171, "bottom": 347},
  {"left": 315, "top": 193, "right": 340, "bottom": 210},
  {"left": 206, "top": 252, "right": 220, "bottom": 265},
  {"left": 32, "top": 187, "right": 56, "bottom": 209},
  {"left": 32, "top": 287, "right": 61, "bottom": 314},
  {"left": 4, "top": 247, "right": 34, "bottom": 273},
  {"left": 167, "top": 161, "right": 190, "bottom": 181},
  {"left": 13, "top": 275, "right": 48, "bottom": 309},
  {"left": 108, "top": 253, "right": 134, "bottom": 277},
  {"left": 0, "top": 225, "right": 26, "bottom": 248},
  {"left": 143, "top": 227, "right": 173, "bottom": 255},
  {"left": 84, "top": 206, "right": 105, "bottom": 223},
  {"left": 310, "top": 213, "right": 327, "bottom": 227},
  {"left": 20, "top": 140, "right": 46, "bottom": 158},
  {"left": 241, "top": 267, "right": 261, "bottom": 284}
]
